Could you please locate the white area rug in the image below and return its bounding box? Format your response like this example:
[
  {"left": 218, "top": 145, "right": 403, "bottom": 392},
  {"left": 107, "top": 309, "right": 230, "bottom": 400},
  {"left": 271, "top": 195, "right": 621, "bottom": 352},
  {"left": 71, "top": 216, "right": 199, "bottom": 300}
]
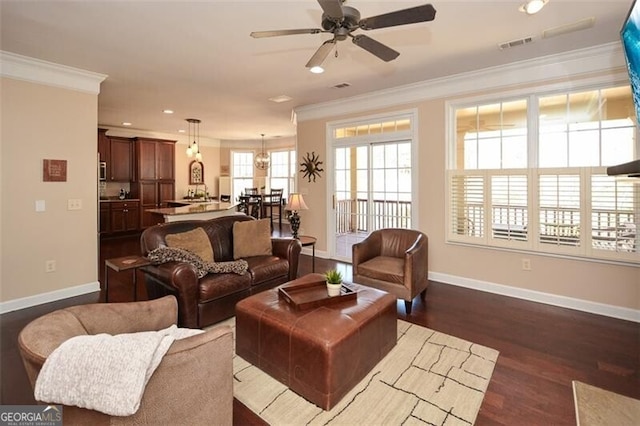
[{"left": 216, "top": 318, "right": 499, "bottom": 425}]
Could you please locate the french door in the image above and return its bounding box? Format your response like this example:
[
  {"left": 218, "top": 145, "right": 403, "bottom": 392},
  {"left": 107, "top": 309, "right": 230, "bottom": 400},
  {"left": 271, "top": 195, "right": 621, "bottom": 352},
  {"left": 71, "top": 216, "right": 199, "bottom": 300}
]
[{"left": 331, "top": 140, "right": 413, "bottom": 261}]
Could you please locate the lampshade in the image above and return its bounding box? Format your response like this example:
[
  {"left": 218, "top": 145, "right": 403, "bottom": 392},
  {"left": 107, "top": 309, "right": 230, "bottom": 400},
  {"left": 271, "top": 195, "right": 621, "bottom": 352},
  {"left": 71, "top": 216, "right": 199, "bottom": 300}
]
[{"left": 286, "top": 193, "right": 308, "bottom": 211}]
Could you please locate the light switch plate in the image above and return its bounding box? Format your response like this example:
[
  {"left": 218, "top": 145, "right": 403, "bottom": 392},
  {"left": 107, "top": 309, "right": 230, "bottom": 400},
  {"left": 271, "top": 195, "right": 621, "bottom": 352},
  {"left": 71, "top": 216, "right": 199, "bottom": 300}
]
[
  {"left": 67, "top": 199, "right": 82, "bottom": 210},
  {"left": 35, "top": 200, "right": 45, "bottom": 212}
]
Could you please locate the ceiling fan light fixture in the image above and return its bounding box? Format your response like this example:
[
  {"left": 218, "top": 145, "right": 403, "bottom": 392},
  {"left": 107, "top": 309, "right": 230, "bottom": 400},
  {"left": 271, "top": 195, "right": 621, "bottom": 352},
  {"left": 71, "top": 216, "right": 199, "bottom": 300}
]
[
  {"left": 519, "top": 0, "right": 548, "bottom": 15},
  {"left": 309, "top": 66, "right": 325, "bottom": 74}
]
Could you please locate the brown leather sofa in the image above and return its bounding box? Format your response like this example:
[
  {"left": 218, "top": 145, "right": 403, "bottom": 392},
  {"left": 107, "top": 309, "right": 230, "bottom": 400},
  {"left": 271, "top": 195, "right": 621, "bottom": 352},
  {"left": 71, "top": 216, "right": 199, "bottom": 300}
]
[
  {"left": 140, "top": 215, "right": 301, "bottom": 328},
  {"left": 352, "top": 228, "right": 428, "bottom": 314},
  {"left": 18, "top": 296, "right": 233, "bottom": 425}
]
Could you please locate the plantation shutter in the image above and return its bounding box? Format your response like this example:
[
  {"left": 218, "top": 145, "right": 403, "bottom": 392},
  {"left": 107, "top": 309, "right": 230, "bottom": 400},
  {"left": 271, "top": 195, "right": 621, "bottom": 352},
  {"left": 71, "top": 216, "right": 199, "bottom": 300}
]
[
  {"left": 591, "top": 175, "right": 638, "bottom": 256},
  {"left": 538, "top": 173, "right": 581, "bottom": 249},
  {"left": 449, "top": 173, "right": 485, "bottom": 240},
  {"left": 490, "top": 174, "right": 528, "bottom": 243}
]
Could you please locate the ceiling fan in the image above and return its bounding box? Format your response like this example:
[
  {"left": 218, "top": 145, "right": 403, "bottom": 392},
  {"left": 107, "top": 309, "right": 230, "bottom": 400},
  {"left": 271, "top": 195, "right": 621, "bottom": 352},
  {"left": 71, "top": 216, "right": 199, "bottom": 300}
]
[{"left": 250, "top": 0, "right": 437, "bottom": 70}]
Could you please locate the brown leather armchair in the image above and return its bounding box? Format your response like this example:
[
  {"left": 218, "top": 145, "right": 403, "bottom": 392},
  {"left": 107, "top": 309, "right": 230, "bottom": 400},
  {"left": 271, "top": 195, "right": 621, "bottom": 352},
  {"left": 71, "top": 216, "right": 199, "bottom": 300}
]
[
  {"left": 18, "top": 296, "right": 233, "bottom": 425},
  {"left": 352, "top": 228, "right": 428, "bottom": 314}
]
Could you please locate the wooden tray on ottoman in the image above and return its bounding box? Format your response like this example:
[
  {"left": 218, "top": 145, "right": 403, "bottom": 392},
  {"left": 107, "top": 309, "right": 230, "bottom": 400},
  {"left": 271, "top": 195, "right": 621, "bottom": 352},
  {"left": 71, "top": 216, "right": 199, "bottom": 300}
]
[{"left": 278, "top": 277, "right": 356, "bottom": 311}]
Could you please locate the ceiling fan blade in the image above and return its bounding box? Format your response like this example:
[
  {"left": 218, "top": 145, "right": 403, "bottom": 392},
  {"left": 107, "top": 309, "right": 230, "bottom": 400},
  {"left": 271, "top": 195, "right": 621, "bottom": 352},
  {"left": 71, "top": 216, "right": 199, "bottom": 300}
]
[
  {"left": 250, "top": 29, "right": 322, "bottom": 38},
  {"left": 317, "top": 0, "right": 343, "bottom": 19},
  {"left": 352, "top": 34, "right": 399, "bottom": 62},
  {"left": 359, "top": 4, "right": 437, "bottom": 30},
  {"left": 305, "top": 39, "right": 337, "bottom": 69}
]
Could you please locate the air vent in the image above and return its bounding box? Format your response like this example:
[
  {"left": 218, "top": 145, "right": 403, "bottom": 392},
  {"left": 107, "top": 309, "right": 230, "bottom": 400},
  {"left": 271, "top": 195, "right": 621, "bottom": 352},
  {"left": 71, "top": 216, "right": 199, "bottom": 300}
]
[
  {"left": 498, "top": 36, "right": 534, "bottom": 50},
  {"left": 332, "top": 82, "right": 351, "bottom": 89}
]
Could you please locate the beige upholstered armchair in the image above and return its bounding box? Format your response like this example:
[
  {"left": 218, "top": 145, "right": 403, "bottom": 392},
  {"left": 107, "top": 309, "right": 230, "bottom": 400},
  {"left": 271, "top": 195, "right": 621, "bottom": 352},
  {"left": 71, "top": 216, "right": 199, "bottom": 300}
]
[
  {"left": 18, "top": 296, "right": 233, "bottom": 425},
  {"left": 352, "top": 228, "right": 429, "bottom": 314}
]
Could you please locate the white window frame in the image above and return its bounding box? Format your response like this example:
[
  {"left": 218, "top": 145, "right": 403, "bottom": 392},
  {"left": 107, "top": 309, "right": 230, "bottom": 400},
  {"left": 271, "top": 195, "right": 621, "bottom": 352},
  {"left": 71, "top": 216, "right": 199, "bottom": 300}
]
[
  {"left": 268, "top": 149, "right": 296, "bottom": 201},
  {"left": 326, "top": 109, "right": 419, "bottom": 260},
  {"left": 231, "top": 150, "right": 254, "bottom": 201},
  {"left": 446, "top": 82, "right": 639, "bottom": 265}
]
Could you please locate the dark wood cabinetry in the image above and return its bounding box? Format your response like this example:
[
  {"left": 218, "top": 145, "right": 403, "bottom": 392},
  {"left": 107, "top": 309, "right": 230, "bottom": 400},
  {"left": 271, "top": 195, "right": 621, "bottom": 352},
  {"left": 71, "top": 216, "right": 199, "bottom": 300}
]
[
  {"left": 131, "top": 137, "right": 176, "bottom": 228},
  {"left": 138, "top": 181, "right": 175, "bottom": 228},
  {"left": 97, "top": 129, "right": 132, "bottom": 182},
  {"left": 100, "top": 202, "right": 110, "bottom": 234},
  {"left": 100, "top": 200, "right": 140, "bottom": 234},
  {"left": 110, "top": 201, "right": 140, "bottom": 232},
  {"left": 134, "top": 138, "right": 175, "bottom": 181}
]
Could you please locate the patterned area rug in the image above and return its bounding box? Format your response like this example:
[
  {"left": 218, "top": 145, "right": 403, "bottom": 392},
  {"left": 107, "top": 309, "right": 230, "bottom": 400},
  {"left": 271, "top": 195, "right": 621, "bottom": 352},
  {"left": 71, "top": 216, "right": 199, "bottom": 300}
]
[
  {"left": 573, "top": 381, "right": 640, "bottom": 426},
  {"left": 216, "top": 318, "right": 499, "bottom": 425}
]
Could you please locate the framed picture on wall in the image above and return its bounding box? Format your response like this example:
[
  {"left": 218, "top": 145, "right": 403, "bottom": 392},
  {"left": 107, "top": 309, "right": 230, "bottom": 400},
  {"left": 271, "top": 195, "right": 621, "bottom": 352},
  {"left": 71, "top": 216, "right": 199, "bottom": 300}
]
[
  {"left": 220, "top": 165, "right": 230, "bottom": 176},
  {"left": 189, "top": 160, "right": 204, "bottom": 185}
]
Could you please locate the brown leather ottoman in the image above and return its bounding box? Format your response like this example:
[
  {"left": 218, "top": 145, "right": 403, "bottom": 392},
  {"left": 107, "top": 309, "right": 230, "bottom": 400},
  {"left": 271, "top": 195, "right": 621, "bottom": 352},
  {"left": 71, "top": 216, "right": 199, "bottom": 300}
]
[{"left": 235, "top": 273, "right": 397, "bottom": 410}]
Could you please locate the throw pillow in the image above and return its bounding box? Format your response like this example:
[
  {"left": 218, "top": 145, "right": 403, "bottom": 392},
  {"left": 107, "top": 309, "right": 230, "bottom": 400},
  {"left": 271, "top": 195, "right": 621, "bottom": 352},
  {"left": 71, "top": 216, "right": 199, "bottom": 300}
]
[
  {"left": 233, "top": 218, "right": 273, "bottom": 259},
  {"left": 165, "top": 227, "right": 214, "bottom": 263}
]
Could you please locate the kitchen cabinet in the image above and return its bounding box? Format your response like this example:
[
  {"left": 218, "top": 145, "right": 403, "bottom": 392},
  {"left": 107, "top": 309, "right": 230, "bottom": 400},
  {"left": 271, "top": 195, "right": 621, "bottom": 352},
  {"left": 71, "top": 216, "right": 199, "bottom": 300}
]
[
  {"left": 109, "top": 137, "right": 132, "bottom": 181},
  {"left": 99, "top": 200, "right": 140, "bottom": 234},
  {"left": 98, "top": 128, "right": 109, "bottom": 163},
  {"left": 134, "top": 137, "right": 175, "bottom": 181},
  {"left": 110, "top": 200, "right": 140, "bottom": 232},
  {"left": 139, "top": 181, "right": 175, "bottom": 228},
  {"left": 99, "top": 202, "right": 110, "bottom": 234},
  {"left": 131, "top": 137, "right": 176, "bottom": 228},
  {"left": 97, "top": 129, "right": 132, "bottom": 182}
]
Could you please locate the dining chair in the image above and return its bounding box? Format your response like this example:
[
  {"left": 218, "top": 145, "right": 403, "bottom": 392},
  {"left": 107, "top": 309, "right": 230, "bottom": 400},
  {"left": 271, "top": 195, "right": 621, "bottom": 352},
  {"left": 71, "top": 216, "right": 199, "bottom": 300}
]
[
  {"left": 261, "top": 188, "right": 284, "bottom": 229},
  {"left": 243, "top": 188, "right": 261, "bottom": 218}
]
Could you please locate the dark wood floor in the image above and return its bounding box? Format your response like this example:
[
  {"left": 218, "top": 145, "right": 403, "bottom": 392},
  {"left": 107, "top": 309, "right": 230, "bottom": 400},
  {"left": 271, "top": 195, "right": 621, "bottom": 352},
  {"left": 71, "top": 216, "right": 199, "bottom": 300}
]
[{"left": 1, "top": 230, "right": 638, "bottom": 425}]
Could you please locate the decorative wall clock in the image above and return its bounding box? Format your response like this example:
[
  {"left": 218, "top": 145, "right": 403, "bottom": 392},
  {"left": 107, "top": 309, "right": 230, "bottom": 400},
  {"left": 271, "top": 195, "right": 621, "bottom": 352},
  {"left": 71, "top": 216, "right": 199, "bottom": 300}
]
[{"left": 300, "top": 151, "right": 324, "bottom": 182}]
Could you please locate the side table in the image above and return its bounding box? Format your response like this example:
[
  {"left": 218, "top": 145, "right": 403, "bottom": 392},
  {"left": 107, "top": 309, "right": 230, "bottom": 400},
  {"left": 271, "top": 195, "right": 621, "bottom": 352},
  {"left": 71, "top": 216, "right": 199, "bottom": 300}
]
[
  {"left": 104, "top": 255, "right": 150, "bottom": 302},
  {"left": 298, "top": 235, "right": 317, "bottom": 272}
]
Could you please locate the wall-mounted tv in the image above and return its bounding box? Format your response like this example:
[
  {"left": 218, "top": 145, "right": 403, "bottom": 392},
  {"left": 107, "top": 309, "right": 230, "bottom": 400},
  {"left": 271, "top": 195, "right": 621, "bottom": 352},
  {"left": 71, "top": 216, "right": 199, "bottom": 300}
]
[
  {"left": 611, "top": 0, "right": 640, "bottom": 176},
  {"left": 621, "top": 0, "right": 640, "bottom": 125}
]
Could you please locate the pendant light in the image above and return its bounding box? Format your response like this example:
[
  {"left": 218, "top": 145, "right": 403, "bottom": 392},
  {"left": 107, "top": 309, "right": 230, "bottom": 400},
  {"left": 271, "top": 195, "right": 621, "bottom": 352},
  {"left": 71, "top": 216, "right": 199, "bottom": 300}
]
[
  {"left": 254, "top": 133, "right": 270, "bottom": 170},
  {"left": 185, "top": 118, "right": 203, "bottom": 162}
]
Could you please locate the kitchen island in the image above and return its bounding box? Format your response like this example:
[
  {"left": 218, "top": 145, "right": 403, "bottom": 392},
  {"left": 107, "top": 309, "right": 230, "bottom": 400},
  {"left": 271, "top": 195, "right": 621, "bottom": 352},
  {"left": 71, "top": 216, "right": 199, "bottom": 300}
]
[{"left": 146, "top": 201, "right": 240, "bottom": 223}]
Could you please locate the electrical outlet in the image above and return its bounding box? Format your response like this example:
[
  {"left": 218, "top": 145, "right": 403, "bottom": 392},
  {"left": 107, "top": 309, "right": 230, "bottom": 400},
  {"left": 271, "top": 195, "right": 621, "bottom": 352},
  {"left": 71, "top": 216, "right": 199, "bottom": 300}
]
[
  {"left": 67, "top": 199, "right": 82, "bottom": 210},
  {"left": 45, "top": 260, "right": 56, "bottom": 273},
  {"left": 522, "top": 258, "right": 531, "bottom": 271}
]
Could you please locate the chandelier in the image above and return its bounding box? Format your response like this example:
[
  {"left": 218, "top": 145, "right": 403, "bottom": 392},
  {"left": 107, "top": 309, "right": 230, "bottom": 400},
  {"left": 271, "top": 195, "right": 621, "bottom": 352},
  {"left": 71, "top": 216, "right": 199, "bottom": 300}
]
[
  {"left": 254, "top": 133, "right": 270, "bottom": 170},
  {"left": 185, "top": 118, "right": 203, "bottom": 162}
]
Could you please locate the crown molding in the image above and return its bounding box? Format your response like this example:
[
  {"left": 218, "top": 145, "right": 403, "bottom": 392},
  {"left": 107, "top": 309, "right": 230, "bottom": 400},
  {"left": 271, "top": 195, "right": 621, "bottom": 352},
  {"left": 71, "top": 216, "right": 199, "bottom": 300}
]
[
  {"left": 0, "top": 50, "right": 107, "bottom": 95},
  {"left": 295, "top": 42, "right": 625, "bottom": 122}
]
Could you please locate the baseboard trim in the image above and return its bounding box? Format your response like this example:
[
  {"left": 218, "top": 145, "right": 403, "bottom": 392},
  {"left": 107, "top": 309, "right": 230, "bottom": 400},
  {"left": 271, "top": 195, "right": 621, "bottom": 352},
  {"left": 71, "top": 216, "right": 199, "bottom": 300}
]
[
  {"left": 0, "top": 281, "right": 100, "bottom": 314},
  {"left": 429, "top": 272, "right": 640, "bottom": 323}
]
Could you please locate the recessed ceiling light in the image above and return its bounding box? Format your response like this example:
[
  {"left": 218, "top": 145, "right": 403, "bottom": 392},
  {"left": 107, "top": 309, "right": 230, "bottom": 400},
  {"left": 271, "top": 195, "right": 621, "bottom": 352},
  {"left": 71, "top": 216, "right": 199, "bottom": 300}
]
[
  {"left": 163, "top": 109, "right": 174, "bottom": 114},
  {"left": 310, "top": 66, "right": 324, "bottom": 74},
  {"left": 122, "top": 122, "right": 132, "bottom": 126},
  {"left": 519, "top": 0, "right": 548, "bottom": 15},
  {"left": 178, "top": 129, "right": 186, "bottom": 133},
  {"left": 268, "top": 95, "right": 293, "bottom": 103}
]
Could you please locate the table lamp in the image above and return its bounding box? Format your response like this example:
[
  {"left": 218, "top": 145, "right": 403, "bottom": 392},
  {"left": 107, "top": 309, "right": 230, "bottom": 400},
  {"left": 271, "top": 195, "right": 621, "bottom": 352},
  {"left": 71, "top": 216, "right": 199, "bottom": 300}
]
[{"left": 286, "top": 193, "right": 308, "bottom": 239}]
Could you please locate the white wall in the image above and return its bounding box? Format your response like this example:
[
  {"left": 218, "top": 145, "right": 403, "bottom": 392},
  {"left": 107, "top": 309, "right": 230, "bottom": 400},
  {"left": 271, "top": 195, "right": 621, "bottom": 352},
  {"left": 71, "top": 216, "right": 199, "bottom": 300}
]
[{"left": 0, "top": 53, "right": 106, "bottom": 311}]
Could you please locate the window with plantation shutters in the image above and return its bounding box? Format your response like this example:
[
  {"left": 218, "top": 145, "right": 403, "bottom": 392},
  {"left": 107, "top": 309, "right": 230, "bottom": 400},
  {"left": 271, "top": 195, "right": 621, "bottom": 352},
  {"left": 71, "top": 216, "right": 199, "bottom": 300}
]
[
  {"left": 447, "top": 84, "right": 639, "bottom": 264},
  {"left": 449, "top": 173, "right": 484, "bottom": 239},
  {"left": 538, "top": 173, "right": 581, "bottom": 249},
  {"left": 591, "top": 175, "right": 637, "bottom": 255},
  {"left": 491, "top": 174, "right": 528, "bottom": 243}
]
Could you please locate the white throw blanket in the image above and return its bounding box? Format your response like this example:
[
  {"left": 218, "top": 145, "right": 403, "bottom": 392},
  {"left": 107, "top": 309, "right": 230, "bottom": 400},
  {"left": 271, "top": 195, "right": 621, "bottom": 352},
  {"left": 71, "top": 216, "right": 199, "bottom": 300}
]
[{"left": 34, "top": 325, "right": 203, "bottom": 416}]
